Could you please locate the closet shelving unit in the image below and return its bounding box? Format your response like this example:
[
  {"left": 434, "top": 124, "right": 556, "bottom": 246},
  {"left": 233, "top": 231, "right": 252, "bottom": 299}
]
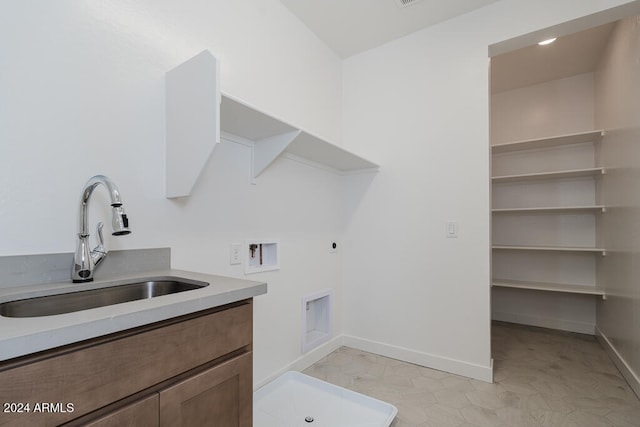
[{"left": 491, "top": 129, "right": 607, "bottom": 299}]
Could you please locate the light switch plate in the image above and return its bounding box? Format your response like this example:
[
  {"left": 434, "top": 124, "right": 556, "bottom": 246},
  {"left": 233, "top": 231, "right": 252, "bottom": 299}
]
[
  {"left": 446, "top": 221, "right": 458, "bottom": 238},
  {"left": 230, "top": 243, "right": 242, "bottom": 265}
]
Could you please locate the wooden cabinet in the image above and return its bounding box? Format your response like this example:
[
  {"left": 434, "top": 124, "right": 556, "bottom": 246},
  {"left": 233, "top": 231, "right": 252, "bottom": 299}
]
[{"left": 0, "top": 300, "right": 253, "bottom": 427}]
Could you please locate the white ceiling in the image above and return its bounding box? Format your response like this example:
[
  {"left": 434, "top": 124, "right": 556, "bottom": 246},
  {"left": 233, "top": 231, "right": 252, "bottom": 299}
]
[
  {"left": 280, "top": 0, "right": 502, "bottom": 58},
  {"left": 280, "top": 0, "right": 618, "bottom": 94},
  {"left": 490, "top": 22, "right": 615, "bottom": 93}
]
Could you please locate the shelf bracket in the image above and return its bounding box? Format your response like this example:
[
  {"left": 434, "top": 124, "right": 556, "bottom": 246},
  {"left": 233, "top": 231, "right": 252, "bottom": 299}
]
[
  {"left": 166, "top": 50, "right": 220, "bottom": 198},
  {"left": 252, "top": 130, "right": 301, "bottom": 179}
]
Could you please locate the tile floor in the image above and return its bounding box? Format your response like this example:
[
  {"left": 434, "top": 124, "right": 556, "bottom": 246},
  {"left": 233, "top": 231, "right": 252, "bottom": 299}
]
[{"left": 302, "top": 322, "right": 640, "bottom": 427}]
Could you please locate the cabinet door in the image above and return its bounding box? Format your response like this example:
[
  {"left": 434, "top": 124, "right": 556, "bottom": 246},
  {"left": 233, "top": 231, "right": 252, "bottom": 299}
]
[
  {"left": 84, "top": 394, "right": 159, "bottom": 427},
  {"left": 159, "top": 352, "right": 252, "bottom": 427}
]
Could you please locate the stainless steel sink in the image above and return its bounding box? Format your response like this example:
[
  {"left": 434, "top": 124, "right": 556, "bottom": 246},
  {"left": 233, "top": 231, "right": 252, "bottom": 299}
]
[{"left": 0, "top": 279, "right": 209, "bottom": 318}]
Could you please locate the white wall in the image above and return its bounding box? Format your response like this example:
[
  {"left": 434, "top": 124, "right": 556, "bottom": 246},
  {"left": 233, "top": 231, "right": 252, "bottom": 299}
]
[
  {"left": 594, "top": 15, "right": 640, "bottom": 396},
  {"left": 0, "top": 0, "right": 344, "bottom": 386},
  {"left": 341, "top": 0, "right": 638, "bottom": 381},
  {"left": 491, "top": 73, "right": 595, "bottom": 144}
]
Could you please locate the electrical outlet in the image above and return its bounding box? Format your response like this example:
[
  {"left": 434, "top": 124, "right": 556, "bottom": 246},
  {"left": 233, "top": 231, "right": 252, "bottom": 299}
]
[{"left": 230, "top": 243, "right": 242, "bottom": 265}]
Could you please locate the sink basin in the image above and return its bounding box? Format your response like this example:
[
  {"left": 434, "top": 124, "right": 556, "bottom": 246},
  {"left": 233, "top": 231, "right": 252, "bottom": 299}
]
[{"left": 0, "top": 279, "right": 209, "bottom": 318}]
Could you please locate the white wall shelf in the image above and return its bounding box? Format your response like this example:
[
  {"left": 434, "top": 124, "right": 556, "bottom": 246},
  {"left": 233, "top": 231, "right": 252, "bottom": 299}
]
[
  {"left": 493, "top": 245, "right": 606, "bottom": 255},
  {"left": 220, "top": 94, "right": 379, "bottom": 178},
  {"left": 165, "top": 52, "right": 379, "bottom": 198},
  {"left": 491, "top": 130, "right": 604, "bottom": 153},
  {"left": 220, "top": 93, "right": 297, "bottom": 141},
  {"left": 491, "top": 125, "right": 606, "bottom": 316},
  {"left": 492, "top": 206, "right": 606, "bottom": 214},
  {"left": 492, "top": 279, "right": 605, "bottom": 299},
  {"left": 492, "top": 167, "right": 605, "bottom": 183}
]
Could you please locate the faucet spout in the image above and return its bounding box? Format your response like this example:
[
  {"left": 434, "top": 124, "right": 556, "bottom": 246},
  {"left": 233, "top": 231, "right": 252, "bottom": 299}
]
[{"left": 72, "top": 175, "right": 131, "bottom": 283}]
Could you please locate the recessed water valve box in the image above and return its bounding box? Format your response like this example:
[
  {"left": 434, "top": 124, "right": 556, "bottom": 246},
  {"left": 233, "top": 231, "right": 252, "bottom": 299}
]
[
  {"left": 245, "top": 240, "right": 279, "bottom": 274},
  {"left": 302, "top": 290, "right": 332, "bottom": 353}
]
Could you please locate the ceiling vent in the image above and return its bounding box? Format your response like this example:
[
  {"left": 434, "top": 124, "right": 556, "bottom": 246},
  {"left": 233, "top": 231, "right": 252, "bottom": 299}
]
[{"left": 395, "top": 0, "right": 423, "bottom": 8}]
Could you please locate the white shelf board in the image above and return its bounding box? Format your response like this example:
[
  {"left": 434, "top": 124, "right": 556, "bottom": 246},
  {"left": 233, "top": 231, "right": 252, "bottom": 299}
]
[
  {"left": 491, "top": 130, "right": 604, "bottom": 153},
  {"left": 493, "top": 245, "right": 606, "bottom": 255},
  {"left": 287, "top": 131, "right": 379, "bottom": 172},
  {"left": 220, "top": 93, "right": 379, "bottom": 177},
  {"left": 492, "top": 279, "right": 605, "bottom": 298},
  {"left": 492, "top": 206, "right": 606, "bottom": 214},
  {"left": 220, "top": 95, "right": 296, "bottom": 141},
  {"left": 492, "top": 167, "right": 605, "bottom": 183}
]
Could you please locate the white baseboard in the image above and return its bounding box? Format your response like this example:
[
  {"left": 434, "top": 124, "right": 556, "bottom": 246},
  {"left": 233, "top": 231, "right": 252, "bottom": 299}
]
[
  {"left": 596, "top": 327, "right": 640, "bottom": 399},
  {"left": 493, "top": 311, "right": 595, "bottom": 335},
  {"left": 342, "top": 335, "right": 494, "bottom": 383},
  {"left": 254, "top": 335, "right": 344, "bottom": 390},
  {"left": 255, "top": 333, "right": 495, "bottom": 390}
]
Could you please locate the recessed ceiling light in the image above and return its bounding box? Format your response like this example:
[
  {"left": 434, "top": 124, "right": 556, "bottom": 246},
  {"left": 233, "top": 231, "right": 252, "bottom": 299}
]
[{"left": 538, "top": 38, "right": 557, "bottom": 46}]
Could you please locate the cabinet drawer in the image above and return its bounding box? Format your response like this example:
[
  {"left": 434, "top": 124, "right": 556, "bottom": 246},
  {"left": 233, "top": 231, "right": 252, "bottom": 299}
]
[{"left": 0, "top": 301, "right": 252, "bottom": 426}]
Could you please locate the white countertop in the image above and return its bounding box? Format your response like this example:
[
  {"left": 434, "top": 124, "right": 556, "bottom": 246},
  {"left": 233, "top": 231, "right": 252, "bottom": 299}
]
[{"left": 0, "top": 269, "right": 267, "bottom": 361}]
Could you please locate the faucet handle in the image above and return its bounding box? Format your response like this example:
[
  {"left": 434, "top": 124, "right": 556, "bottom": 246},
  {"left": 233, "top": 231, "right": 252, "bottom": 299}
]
[
  {"left": 96, "top": 222, "right": 105, "bottom": 249},
  {"left": 91, "top": 222, "right": 107, "bottom": 268}
]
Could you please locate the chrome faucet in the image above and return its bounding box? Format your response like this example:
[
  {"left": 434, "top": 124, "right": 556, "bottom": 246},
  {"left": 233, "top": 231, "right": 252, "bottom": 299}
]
[{"left": 72, "top": 175, "right": 131, "bottom": 282}]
